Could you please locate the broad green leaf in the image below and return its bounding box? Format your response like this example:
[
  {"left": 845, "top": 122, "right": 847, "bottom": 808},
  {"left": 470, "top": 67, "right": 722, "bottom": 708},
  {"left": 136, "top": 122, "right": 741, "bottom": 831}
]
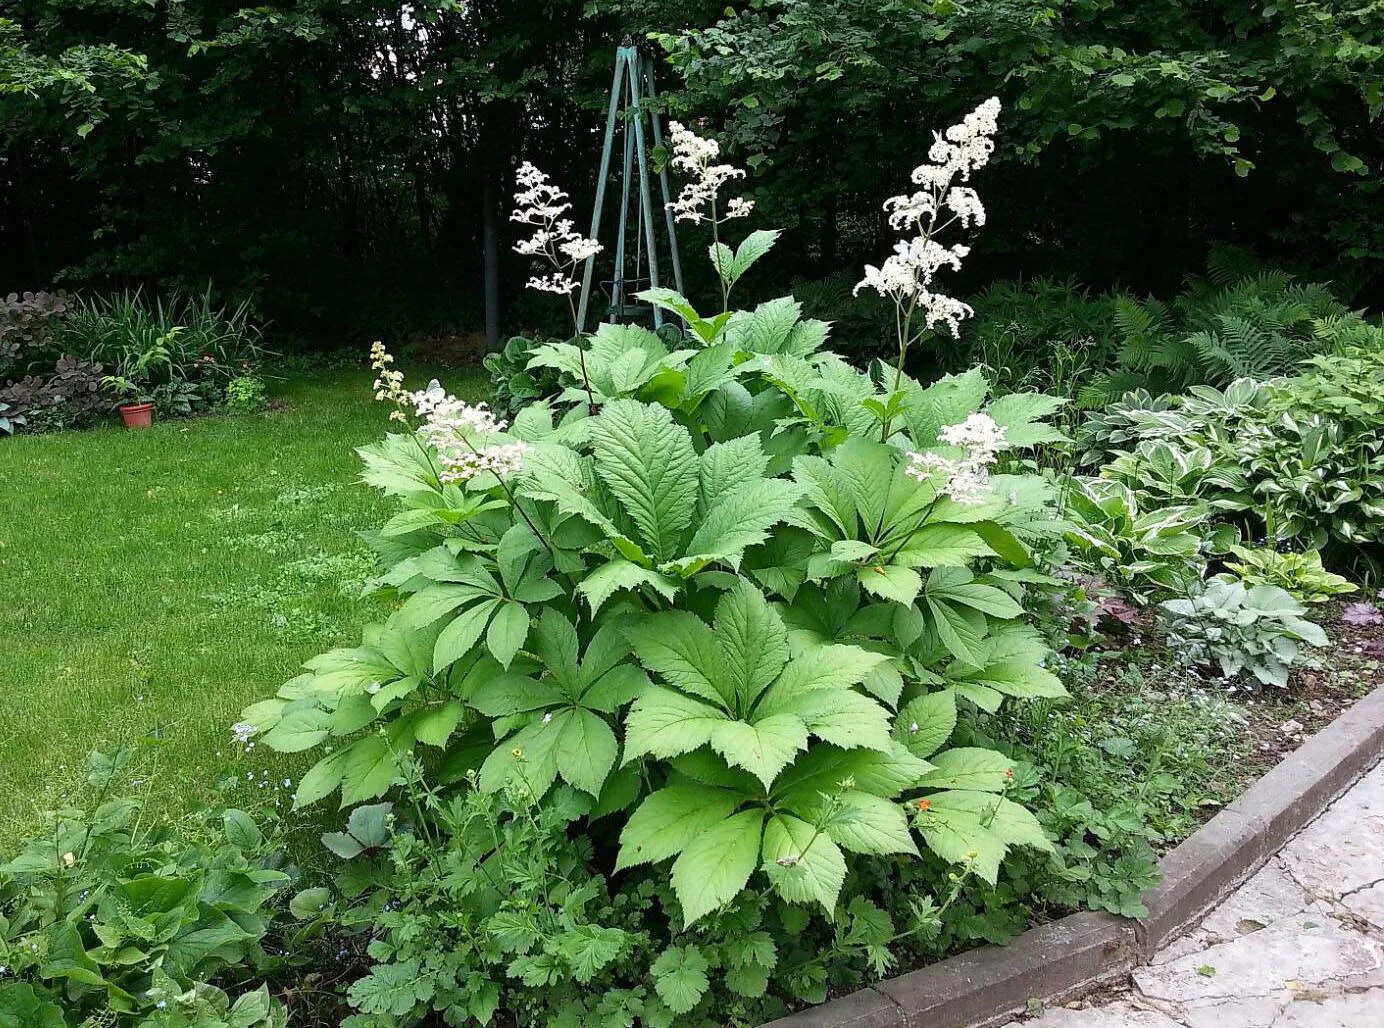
[
  {"left": 709, "top": 715, "right": 809, "bottom": 789},
  {"left": 616, "top": 785, "right": 743, "bottom": 870},
  {"left": 916, "top": 747, "right": 1013, "bottom": 792},
  {"left": 651, "top": 945, "right": 710, "bottom": 1015},
  {"left": 938, "top": 791, "right": 1054, "bottom": 853},
  {"left": 715, "top": 581, "right": 790, "bottom": 708},
  {"left": 699, "top": 434, "right": 770, "bottom": 510},
  {"left": 727, "top": 229, "right": 780, "bottom": 285},
  {"left": 679, "top": 478, "right": 807, "bottom": 572},
  {"left": 892, "top": 524, "right": 994, "bottom": 568},
  {"left": 628, "top": 612, "right": 732, "bottom": 707},
  {"left": 894, "top": 689, "right": 956, "bottom": 758},
  {"left": 964, "top": 660, "right": 1069, "bottom": 699},
  {"left": 467, "top": 672, "right": 564, "bottom": 717},
  {"left": 858, "top": 564, "right": 923, "bottom": 605},
  {"left": 789, "top": 688, "right": 893, "bottom": 752},
  {"left": 916, "top": 796, "right": 1006, "bottom": 884},
  {"left": 589, "top": 399, "right": 699, "bottom": 561},
  {"left": 486, "top": 601, "right": 530, "bottom": 669},
  {"left": 293, "top": 748, "right": 352, "bottom": 809},
  {"left": 261, "top": 704, "right": 330, "bottom": 753},
  {"left": 761, "top": 813, "right": 846, "bottom": 910},
  {"left": 339, "top": 735, "right": 400, "bottom": 806},
  {"left": 671, "top": 809, "right": 765, "bottom": 924},
  {"left": 724, "top": 296, "right": 803, "bottom": 354},
  {"left": 926, "top": 597, "right": 983, "bottom": 663},
  {"left": 760, "top": 643, "right": 888, "bottom": 708},
  {"left": 820, "top": 791, "right": 918, "bottom": 856},
  {"left": 774, "top": 743, "right": 932, "bottom": 800},
  {"left": 413, "top": 700, "right": 465, "bottom": 747},
  {"left": 433, "top": 598, "right": 500, "bottom": 671},
  {"left": 578, "top": 559, "right": 679, "bottom": 614},
  {"left": 624, "top": 688, "right": 728, "bottom": 761},
  {"left": 552, "top": 708, "right": 618, "bottom": 796}
]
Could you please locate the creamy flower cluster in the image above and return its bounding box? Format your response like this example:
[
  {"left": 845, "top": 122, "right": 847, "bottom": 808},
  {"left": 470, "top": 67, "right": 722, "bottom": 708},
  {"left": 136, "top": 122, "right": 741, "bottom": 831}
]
[
  {"left": 856, "top": 98, "right": 1001, "bottom": 338},
  {"left": 906, "top": 412, "right": 1008, "bottom": 505},
  {"left": 666, "top": 121, "right": 753, "bottom": 225},
  {"left": 511, "top": 162, "right": 603, "bottom": 295},
  {"left": 370, "top": 341, "right": 407, "bottom": 420},
  {"left": 370, "top": 345, "right": 530, "bottom": 483}
]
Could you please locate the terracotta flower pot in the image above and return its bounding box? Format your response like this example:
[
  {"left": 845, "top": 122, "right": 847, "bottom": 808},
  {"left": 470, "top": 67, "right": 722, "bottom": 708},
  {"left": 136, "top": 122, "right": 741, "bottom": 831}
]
[{"left": 119, "top": 402, "right": 154, "bottom": 429}]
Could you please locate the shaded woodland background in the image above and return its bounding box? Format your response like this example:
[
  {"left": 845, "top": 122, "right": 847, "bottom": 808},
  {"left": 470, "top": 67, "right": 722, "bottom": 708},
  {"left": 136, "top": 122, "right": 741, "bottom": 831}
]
[{"left": 3, "top": 0, "right": 1381, "bottom": 347}]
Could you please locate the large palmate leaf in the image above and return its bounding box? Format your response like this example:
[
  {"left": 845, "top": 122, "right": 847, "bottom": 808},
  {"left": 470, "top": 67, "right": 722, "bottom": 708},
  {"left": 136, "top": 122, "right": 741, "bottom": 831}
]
[
  {"left": 470, "top": 611, "right": 649, "bottom": 798},
  {"left": 526, "top": 323, "right": 695, "bottom": 405},
  {"left": 625, "top": 582, "right": 892, "bottom": 792}
]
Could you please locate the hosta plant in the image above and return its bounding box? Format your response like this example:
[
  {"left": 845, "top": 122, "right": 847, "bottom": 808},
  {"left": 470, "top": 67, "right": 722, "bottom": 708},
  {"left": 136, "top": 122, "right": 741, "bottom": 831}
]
[
  {"left": 0, "top": 749, "right": 289, "bottom": 1028},
  {"left": 1061, "top": 478, "right": 1205, "bottom": 604},
  {"left": 1157, "top": 580, "right": 1327, "bottom": 689},
  {"left": 1219, "top": 546, "right": 1355, "bottom": 604},
  {"left": 241, "top": 104, "right": 1075, "bottom": 1021}
]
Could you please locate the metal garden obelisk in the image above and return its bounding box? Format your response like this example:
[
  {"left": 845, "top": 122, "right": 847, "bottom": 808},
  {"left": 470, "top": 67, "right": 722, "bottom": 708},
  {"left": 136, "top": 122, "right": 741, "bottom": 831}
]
[{"left": 576, "top": 41, "right": 685, "bottom": 333}]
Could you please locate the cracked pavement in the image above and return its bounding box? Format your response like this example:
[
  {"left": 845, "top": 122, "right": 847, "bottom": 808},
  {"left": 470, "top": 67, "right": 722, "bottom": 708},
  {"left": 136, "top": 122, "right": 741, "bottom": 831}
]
[{"left": 1002, "top": 759, "right": 1384, "bottom": 1028}]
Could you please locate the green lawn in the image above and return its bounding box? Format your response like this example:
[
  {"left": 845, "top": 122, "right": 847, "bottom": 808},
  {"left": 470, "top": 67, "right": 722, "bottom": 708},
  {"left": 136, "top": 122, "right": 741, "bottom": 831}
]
[{"left": 0, "top": 365, "right": 483, "bottom": 844}]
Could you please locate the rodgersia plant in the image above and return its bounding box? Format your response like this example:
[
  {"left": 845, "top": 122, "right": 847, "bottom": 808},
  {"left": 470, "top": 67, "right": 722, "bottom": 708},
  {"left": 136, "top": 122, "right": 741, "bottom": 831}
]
[
  {"left": 243, "top": 109, "right": 1076, "bottom": 1025},
  {"left": 856, "top": 98, "right": 1002, "bottom": 439}
]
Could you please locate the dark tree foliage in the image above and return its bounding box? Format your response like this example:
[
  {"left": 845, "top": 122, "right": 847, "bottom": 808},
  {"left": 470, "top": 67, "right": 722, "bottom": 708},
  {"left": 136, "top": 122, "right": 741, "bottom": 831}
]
[
  {"left": 1, "top": 0, "right": 616, "bottom": 340},
  {"left": 645, "top": 0, "right": 1384, "bottom": 301},
  {"left": 2, "top": 0, "right": 1381, "bottom": 344}
]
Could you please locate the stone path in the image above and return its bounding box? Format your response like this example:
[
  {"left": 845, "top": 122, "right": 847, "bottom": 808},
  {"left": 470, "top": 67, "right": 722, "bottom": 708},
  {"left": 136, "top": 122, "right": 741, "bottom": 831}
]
[{"left": 1003, "top": 758, "right": 1384, "bottom": 1028}]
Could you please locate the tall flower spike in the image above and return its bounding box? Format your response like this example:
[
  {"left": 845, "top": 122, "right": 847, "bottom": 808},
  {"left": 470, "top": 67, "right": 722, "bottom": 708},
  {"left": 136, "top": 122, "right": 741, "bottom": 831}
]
[
  {"left": 665, "top": 121, "right": 751, "bottom": 225},
  {"left": 511, "top": 162, "right": 603, "bottom": 301},
  {"left": 856, "top": 98, "right": 1001, "bottom": 340}
]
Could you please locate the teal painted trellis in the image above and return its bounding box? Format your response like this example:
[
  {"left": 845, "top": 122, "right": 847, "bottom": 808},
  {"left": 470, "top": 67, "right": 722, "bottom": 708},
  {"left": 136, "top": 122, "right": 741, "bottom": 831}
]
[{"left": 576, "top": 41, "right": 684, "bottom": 333}]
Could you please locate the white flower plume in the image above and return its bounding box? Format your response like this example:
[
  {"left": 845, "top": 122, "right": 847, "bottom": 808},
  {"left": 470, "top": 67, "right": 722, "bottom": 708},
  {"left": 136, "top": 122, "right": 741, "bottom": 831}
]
[
  {"left": 856, "top": 98, "right": 1001, "bottom": 339},
  {"left": 368, "top": 347, "right": 531, "bottom": 483},
  {"left": 665, "top": 121, "right": 752, "bottom": 225},
  {"left": 906, "top": 412, "right": 1008, "bottom": 505},
  {"left": 511, "top": 162, "right": 602, "bottom": 299}
]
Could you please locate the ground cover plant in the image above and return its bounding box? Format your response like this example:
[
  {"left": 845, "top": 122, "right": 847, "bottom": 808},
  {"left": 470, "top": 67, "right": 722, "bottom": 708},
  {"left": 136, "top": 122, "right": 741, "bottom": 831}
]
[{"left": 0, "top": 747, "right": 292, "bottom": 1027}]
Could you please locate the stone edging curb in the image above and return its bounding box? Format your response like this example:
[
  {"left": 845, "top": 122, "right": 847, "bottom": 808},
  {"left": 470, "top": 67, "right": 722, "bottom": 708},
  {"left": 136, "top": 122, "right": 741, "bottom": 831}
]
[{"left": 760, "top": 684, "right": 1384, "bottom": 1028}]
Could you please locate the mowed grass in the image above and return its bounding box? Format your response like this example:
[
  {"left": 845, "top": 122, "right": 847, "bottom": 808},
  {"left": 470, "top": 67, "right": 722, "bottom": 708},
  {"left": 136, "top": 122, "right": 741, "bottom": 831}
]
[{"left": 0, "top": 365, "right": 484, "bottom": 845}]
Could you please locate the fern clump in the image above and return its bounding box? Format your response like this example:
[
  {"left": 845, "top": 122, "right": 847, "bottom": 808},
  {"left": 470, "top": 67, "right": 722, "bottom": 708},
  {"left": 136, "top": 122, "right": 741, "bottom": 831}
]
[{"left": 1083, "top": 248, "right": 1371, "bottom": 404}]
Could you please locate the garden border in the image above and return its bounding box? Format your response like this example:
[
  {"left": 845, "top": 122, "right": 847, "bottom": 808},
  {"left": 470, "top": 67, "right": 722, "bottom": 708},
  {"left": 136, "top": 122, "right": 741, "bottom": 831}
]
[{"left": 760, "top": 683, "right": 1384, "bottom": 1028}]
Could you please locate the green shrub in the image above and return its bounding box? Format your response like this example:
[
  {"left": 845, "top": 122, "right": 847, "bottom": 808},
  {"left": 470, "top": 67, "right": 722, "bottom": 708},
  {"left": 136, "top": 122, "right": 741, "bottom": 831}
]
[
  {"left": 483, "top": 335, "right": 562, "bottom": 414},
  {"left": 1157, "top": 581, "right": 1327, "bottom": 689},
  {"left": 225, "top": 375, "right": 269, "bottom": 414},
  {"left": 240, "top": 112, "right": 1096, "bottom": 1024},
  {"left": 0, "top": 749, "right": 289, "bottom": 1027},
  {"left": 63, "top": 288, "right": 266, "bottom": 416}
]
